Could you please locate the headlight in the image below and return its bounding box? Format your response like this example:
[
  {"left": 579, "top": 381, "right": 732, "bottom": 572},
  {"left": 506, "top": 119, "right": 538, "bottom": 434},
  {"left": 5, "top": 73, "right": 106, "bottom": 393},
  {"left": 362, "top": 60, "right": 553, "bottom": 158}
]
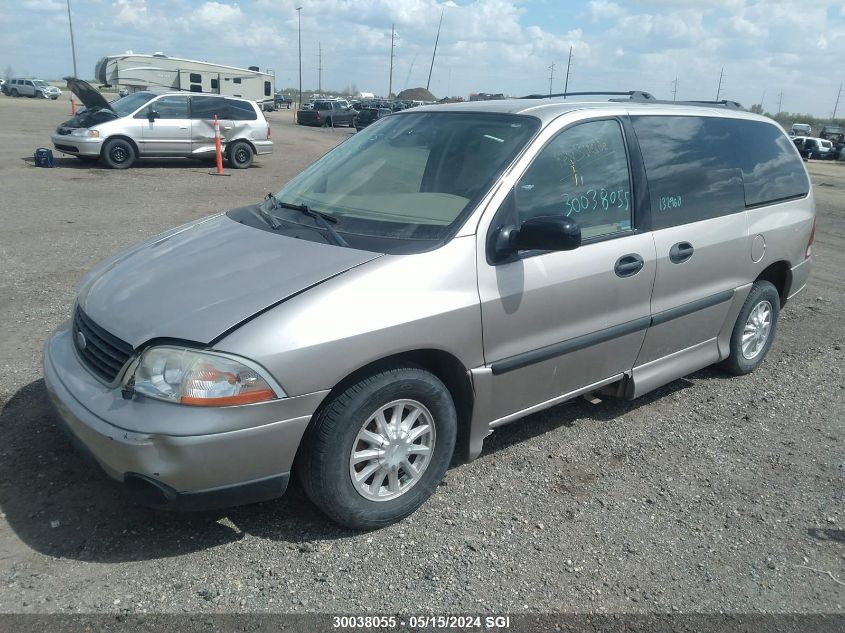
[
  {"left": 127, "top": 346, "right": 284, "bottom": 406},
  {"left": 70, "top": 129, "right": 100, "bottom": 138}
]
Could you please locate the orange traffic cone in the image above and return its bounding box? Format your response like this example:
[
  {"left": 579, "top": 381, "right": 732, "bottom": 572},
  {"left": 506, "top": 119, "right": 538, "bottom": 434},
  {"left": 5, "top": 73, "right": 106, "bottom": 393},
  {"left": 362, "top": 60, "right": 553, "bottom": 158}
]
[
  {"left": 70, "top": 95, "right": 76, "bottom": 115},
  {"left": 208, "top": 114, "right": 229, "bottom": 176}
]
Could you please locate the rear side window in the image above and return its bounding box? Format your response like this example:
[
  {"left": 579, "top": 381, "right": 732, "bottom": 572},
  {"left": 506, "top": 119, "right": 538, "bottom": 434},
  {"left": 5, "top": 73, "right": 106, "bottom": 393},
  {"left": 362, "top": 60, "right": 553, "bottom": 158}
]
[
  {"left": 633, "top": 116, "right": 810, "bottom": 228},
  {"left": 730, "top": 120, "right": 810, "bottom": 207},
  {"left": 516, "top": 119, "right": 632, "bottom": 239},
  {"left": 191, "top": 96, "right": 231, "bottom": 119},
  {"left": 264, "top": 81, "right": 271, "bottom": 96},
  {"left": 632, "top": 116, "right": 745, "bottom": 229},
  {"left": 226, "top": 99, "right": 257, "bottom": 120}
]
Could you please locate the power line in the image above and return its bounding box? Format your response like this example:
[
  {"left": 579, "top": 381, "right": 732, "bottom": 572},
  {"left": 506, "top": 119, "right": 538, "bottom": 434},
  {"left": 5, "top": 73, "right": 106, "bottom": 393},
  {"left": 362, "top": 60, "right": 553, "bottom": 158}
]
[
  {"left": 66, "top": 0, "right": 78, "bottom": 78},
  {"left": 388, "top": 24, "right": 396, "bottom": 97},
  {"left": 563, "top": 46, "right": 572, "bottom": 98},
  {"left": 833, "top": 82, "right": 842, "bottom": 120},
  {"left": 426, "top": 8, "right": 444, "bottom": 92},
  {"left": 715, "top": 67, "right": 724, "bottom": 101}
]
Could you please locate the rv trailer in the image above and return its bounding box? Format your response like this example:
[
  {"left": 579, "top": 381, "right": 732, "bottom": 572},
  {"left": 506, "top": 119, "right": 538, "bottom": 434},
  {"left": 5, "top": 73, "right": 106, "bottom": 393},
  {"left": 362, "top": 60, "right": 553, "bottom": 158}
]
[{"left": 95, "top": 53, "right": 275, "bottom": 108}]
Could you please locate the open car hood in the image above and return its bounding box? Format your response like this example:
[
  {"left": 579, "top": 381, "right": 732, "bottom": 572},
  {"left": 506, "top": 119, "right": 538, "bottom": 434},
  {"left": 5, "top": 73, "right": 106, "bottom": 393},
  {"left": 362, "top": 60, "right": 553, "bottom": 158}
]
[{"left": 64, "top": 77, "right": 114, "bottom": 113}]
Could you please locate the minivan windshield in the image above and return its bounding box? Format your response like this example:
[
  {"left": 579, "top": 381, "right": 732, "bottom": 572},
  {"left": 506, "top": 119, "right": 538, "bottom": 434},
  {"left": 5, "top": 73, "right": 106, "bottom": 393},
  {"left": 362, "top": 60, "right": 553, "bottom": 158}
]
[
  {"left": 111, "top": 92, "right": 156, "bottom": 116},
  {"left": 270, "top": 111, "right": 539, "bottom": 252}
]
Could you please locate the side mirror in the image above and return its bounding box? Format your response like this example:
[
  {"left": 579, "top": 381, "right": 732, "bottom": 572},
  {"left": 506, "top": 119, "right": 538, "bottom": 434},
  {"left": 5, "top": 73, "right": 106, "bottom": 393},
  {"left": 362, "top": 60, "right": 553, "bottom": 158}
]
[
  {"left": 491, "top": 215, "right": 581, "bottom": 263},
  {"left": 147, "top": 110, "right": 160, "bottom": 122}
]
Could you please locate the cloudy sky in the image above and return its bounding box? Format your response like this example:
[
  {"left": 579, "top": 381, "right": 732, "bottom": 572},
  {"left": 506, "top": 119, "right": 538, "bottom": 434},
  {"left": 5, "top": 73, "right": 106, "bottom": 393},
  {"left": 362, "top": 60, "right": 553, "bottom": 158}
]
[{"left": 3, "top": 0, "right": 844, "bottom": 116}]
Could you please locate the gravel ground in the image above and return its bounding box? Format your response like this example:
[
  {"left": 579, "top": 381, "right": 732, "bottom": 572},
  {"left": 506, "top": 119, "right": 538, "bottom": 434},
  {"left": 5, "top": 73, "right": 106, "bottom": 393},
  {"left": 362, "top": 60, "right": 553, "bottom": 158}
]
[{"left": 0, "top": 96, "right": 842, "bottom": 615}]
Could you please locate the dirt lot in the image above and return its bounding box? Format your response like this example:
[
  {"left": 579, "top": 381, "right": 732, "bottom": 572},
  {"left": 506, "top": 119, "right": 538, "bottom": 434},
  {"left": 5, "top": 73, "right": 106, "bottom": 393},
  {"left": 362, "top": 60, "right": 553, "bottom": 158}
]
[{"left": 0, "top": 96, "right": 842, "bottom": 615}]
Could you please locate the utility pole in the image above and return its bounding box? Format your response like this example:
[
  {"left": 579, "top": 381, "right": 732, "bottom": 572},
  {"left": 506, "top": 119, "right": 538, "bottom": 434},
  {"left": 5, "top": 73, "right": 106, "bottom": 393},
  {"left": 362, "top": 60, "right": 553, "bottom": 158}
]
[
  {"left": 715, "top": 67, "right": 724, "bottom": 101},
  {"left": 403, "top": 53, "right": 417, "bottom": 92},
  {"left": 296, "top": 6, "right": 302, "bottom": 109},
  {"left": 388, "top": 24, "right": 396, "bottom": 98},
  {"left": 672, "top": 77, "right": 678, "bottom": 101},
  {"left": 563, "top": 46, "right": 572, "bottom": 98},
  {"left": 777, "top": 91, "right": 783, "bottom": 114},
  {"left": 833, "top": 82, "right": 842, "bottom": 120},
  {"left": 426, "top": 8, "right": 444, "bottom": 92},
  {"left": 66, "top": 0, "right": 78, "bottom": 78},
  {"left": 318, "top": 42, "right": 322, "bottom": 94},
  {"left": 548, "top": 62, "right": 555, "bottom": 97}
]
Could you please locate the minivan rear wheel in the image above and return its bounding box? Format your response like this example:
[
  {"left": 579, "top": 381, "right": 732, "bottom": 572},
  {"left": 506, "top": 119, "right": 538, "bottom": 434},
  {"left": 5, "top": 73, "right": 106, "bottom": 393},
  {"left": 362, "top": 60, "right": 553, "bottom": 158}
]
[
  {"left": 721, "top": 280, "right": 780, "bottom": 375},
  {"left": 227, "top": 141, "right": 254, "bottom": 169},
  {"left": 298, "top": 365, "right": 457, "bottom": 529},
  {"left": 102, "top": 138, "right": 136, "bottom": 169}
]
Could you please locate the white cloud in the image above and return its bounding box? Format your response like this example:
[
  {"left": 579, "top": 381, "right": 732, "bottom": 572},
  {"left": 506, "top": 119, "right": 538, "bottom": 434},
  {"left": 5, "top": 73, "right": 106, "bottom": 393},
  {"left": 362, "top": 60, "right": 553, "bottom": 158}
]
[
  {"left": 195, "top": 2, "right": 243, "bottom": 26},
  {"left": 587, "top": 1, "right": 625, "bottom": 22},
  {"left": 113, "top": 0, "right": 148, "bottom": 27},
  {"left": 3, "top": 0, "right": 845, "bottom": 115}
]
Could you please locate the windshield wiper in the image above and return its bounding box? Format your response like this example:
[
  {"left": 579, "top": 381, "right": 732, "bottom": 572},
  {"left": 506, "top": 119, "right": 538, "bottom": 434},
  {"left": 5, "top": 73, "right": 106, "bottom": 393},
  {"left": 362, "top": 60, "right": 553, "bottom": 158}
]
[
  {"left": 259, "top": 192, "right": 284, "bottom": 229},
  {"left": 275, "top": 199, "right": 351, "bottom": 248}
]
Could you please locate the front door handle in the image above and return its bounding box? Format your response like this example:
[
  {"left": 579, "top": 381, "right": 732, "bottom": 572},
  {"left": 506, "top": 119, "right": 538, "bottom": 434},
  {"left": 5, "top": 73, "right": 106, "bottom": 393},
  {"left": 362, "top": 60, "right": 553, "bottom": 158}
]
[
  {"left": 614, "top": 253, "right": 644, "bottom": 278},
  {"left": 669, "top": 241, "right": 694, "bottom": 264}
]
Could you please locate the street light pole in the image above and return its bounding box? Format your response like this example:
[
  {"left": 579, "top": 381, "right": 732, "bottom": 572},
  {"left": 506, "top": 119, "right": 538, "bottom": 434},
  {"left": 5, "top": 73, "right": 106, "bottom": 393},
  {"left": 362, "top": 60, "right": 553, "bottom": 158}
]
[
  {"left": 66, "top": 0, "right": 78, "bottom": 78},
  {"left": 296, "top": 6, "right": 302, "bottom": 109}
]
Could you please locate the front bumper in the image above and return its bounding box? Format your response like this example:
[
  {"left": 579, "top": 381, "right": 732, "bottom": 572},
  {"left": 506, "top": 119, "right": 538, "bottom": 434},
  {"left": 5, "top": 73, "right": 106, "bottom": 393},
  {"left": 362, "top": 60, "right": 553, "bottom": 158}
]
[
  {"left": 43, "top": 325, "right": 327, "bottom": 510},
  {"left": 51, "top": 133, "right": 104, "bottom": 157}
]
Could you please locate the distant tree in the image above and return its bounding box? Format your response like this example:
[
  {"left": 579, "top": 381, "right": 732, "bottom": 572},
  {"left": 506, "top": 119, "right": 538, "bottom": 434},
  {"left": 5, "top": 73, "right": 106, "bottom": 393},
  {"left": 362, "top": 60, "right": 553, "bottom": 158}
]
[{"left": 750, "top": 103, "right": 764, "bottom": 114}]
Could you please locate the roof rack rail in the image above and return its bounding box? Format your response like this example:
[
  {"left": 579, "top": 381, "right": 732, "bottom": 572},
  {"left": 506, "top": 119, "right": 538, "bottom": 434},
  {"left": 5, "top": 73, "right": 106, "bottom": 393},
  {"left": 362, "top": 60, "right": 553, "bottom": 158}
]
[
  {"left": 670, "top": 99, "right": 745, "bottom": 110},
  {"left": 519, "top": 90, "right": 656, "bottom": 101},
  {"left": 517, "top": 91, "right": 746, "bottom": 110}
]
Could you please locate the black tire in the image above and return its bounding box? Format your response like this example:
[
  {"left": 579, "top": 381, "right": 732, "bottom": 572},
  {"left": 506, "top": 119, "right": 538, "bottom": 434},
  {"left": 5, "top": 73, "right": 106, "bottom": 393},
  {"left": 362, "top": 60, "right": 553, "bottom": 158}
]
[
  {"left": 322, "top": 117, "right": 332, "bottom": 128},
  {"left": 227, "top": 141, "right": 254, "bottom": 169},
  {"left": 10, "top": 89, "right": 18, "bottom": 97},
  {"left": 34, "top": 91, "right": 43, "bottom": 99},
  {"left": 101, "top": 138, "right": 136, "bottom": 169},
  {"left": 298, "top": 364, "right": 457, "bottom": 530},
  {"left": 720, "top": 280, "right": 780, "bottom": 375}
]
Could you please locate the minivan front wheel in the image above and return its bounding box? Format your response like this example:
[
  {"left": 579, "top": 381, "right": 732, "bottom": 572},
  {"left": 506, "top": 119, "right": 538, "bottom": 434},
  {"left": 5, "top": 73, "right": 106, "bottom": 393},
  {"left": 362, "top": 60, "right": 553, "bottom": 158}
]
[
  {"left": 227, "top": 141, "right": 254, "bottom": 169},
  {"left": 721, "top": 280, "right": 780, "bottom": 375},
  {"left": 102, "top": 138, "right": 136, "bottom": 169},
  {"left": 298, "top": 365, "right": 457, "bottom": 529}
]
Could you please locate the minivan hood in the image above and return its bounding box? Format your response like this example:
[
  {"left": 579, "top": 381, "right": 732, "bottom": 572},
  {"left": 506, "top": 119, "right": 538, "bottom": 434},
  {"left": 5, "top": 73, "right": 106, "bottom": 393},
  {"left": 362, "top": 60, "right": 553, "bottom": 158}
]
[
  {"left": 77, "top": 211, "right": 382, "bottom": 348},
  {"left": 65, "top": 77, "right": 114, "bottom": 113}
]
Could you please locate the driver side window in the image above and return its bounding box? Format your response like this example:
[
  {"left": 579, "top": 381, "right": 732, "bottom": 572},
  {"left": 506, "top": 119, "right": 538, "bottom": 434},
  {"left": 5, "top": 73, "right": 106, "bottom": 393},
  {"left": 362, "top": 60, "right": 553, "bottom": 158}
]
[{"left": 516, "top": 119, "right": 632, "bottom": 240}]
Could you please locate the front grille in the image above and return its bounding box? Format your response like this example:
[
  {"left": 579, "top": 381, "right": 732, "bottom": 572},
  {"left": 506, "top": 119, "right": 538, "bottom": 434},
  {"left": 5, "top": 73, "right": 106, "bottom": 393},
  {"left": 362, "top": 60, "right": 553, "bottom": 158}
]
[
  {"left": 54, "top": 143, "right": 79, "bottom": 153},
  {"left": 72, "top": 307, "right": 134, "bottom": 382}
]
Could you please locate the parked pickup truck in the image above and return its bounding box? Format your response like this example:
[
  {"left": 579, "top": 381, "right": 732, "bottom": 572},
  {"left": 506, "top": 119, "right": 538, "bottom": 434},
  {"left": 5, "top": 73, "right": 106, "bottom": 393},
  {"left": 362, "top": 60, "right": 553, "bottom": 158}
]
[
  {"left": 274, "top": 93, "right": 292, "bottom": 109},
  {"left": 296, "top": 100, "right": 356, "bottom": 127}
]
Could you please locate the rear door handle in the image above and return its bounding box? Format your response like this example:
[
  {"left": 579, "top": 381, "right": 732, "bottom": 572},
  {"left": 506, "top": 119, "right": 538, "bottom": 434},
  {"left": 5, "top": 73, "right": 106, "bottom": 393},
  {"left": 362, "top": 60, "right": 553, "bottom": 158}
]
[
  {"left": 669, "top": 241, "right": 694, "bottom": 263},
  {"left": 614, "top": 253, "right": 644, "bottom": 278}
]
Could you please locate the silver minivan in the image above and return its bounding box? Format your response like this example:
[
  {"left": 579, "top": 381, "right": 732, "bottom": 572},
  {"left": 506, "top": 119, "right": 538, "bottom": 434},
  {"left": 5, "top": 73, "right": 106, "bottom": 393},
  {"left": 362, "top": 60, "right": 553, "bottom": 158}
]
[
  {"left": 43, "top": 95, "right": 815, "bottom": 528},
  {"left": 51, "top": 79, "right": 272, "bottom": 169}
]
